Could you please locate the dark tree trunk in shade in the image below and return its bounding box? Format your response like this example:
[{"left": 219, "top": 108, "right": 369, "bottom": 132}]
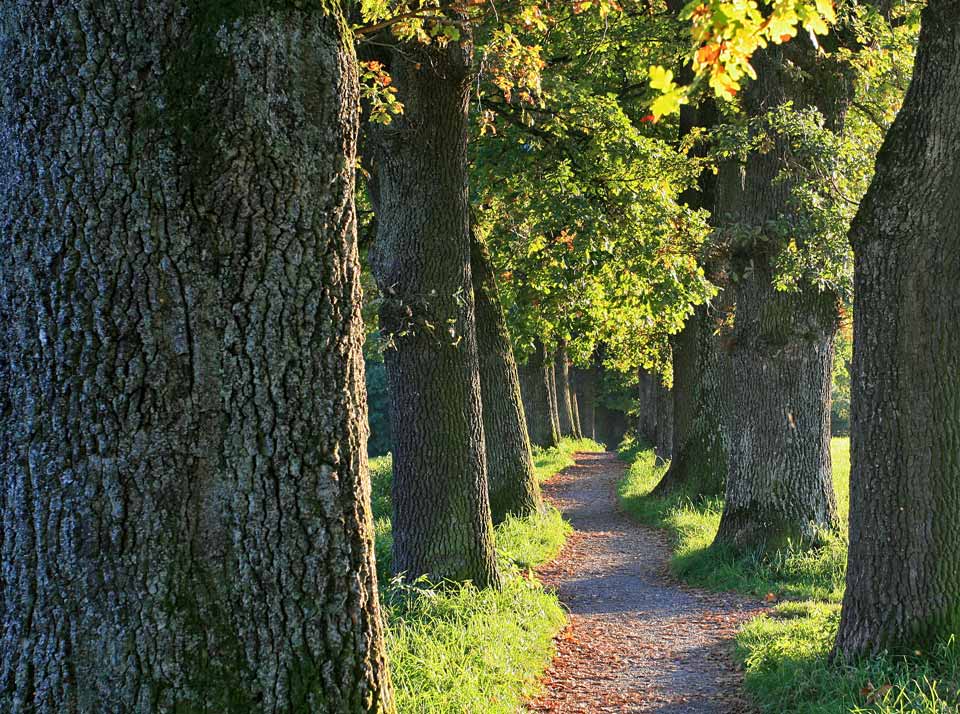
[
  {"left": 835, "top": 2, "right": 960, "bottom": 658},
  {"left": 712, "top": 44, "right": 849, "bottom": 553},
  {"left": 546, "top": 355, "right": 563, "bottom": 440},
  {"left": 574, "top": 367, "right": 597, "bottom": 441},
  {"left": 519, "top": 342, "right": 561, "bottom": 448},
  {"left": 554, "top": 342, "right": 578, "bottom": 438},
  {"left": 653, "top": 304, "right": 728, "bottom": 498},
  {"left": 637, "top": 369, "right": 658, "bottom": 445},
  {"left": 654, "top": 379, "right": 674, "bottom": 462},
  {"left": 365, "top": 41, "right": 500, "bottom": 588},
  {"left": 652, "top": 82, "right": 726, "bottom": 498},
  {"left": 0, "top": 4, "right": 394, "bottom": 712},
  {"left": 470, "top": 231, "right": 542, "bottom": 523}
]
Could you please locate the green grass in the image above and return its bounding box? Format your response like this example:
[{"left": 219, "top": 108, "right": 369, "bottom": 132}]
[
  {"left": 532, "top": 437, "right": 606, "bottom": 483},
  {"left": 371, "top": 437, "right": 603, "bottom": 713},
  {"left": 617, "top": 436, "right": 960, "bottom": 714}
]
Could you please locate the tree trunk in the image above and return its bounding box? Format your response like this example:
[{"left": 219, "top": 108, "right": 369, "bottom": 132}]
[
  {"left": 835, "top": 1, "right": 960, "bottom": 658},
  {"left": 366, "top": 41, "right": 500, "bottom": 588},
  {"left": 570, "top": 389, "right": 583, "bottom": 440},
  {"left": 574, "top": 367, "right": 596, "bottom": 441},
  {"left": 715, "top": 268, "right": 839, "bottom": 552},
  {"left": 0, "top": 4, "right": 393, "bottom": 712},
  {"left": 518, "top": 342, "right": 561, "bottom": 448},
  {"left": 546, "top": 354, "right": 563, "bottom": 440},
  {"left": 470, "top": 231, "right": 542, "bottom": 523},
  {"left": 637, "top": 369, "right": 658, "bottom": 444},
  {"left": 653, "top": 305, "right": 727, "bottom": 498},
  {"left": 554, "top": 342, "right": 578, "bottom": 438},
  {"left": 654, "top": 379, "right": 674, "bottom": 463},
  {"left": 712, "top": 46, "right": 847, "bottom": 553}
]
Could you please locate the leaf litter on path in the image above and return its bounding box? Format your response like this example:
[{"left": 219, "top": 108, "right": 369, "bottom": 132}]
[{"left": 527, "top": 452, "right": 767, "bottom": 713}]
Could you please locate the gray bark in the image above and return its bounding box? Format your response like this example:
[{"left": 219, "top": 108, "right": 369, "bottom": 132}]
[
  {"left": 712, "top": 45, "right": 847, "bottom": 552},
  {"left": 366, "top": 40, "right": 500, "bottom": 588},
  {"left": 835, "top": 0, "right": 960, "bottom": 657},
  {"left": 0, "top": 4, "right": 393, "bottom": 712},
  {"left": 470, "top": 231, "right": 542, "bottom": 523}
]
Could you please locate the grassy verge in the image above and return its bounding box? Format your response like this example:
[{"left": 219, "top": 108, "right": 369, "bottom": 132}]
[
  {"left": 617, "top": 437, "right": 960, "bottom": 714},
  {"left": 371, "top": 437, "right": 604, "bottom": 713}
]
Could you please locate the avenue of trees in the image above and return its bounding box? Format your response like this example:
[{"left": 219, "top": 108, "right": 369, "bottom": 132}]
[{"left": 0, "top": 0, "right": 956, "bottom": 711}]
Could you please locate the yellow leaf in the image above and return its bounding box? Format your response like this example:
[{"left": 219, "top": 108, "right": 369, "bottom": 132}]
[
  {"left": 648, "top": 65, "right": 676, "bottom": 92},
  {"left": 815, "top": 0, "right": 836, "bottom": 23},
  {"left": 651, "top": 89, "right": 685, "bottom": 118}
]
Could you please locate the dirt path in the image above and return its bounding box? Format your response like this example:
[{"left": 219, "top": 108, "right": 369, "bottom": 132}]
[{"left": 528, "top": 451, "right": 767, "bottom": 714}]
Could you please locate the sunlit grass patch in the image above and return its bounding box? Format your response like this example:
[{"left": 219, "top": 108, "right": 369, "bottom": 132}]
[
  {"left": 740, "top": 604, "right": 960, "bottom": 714},
  {"left": 533, "top": 437, "right": 606, "bottom": 483},
  {"left": 385, "top": 574, "right": 566, "bottom": 713},
  {"left": 370, "top": 437, "right": 593, "bottom": 713}
]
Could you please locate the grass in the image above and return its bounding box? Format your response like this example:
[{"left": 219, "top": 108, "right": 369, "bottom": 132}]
[
  {"left": 371, "top": 437, "right": 604, "bottom": 713},
  {"left": 617, "top": 436, "right": 960, "bottom": 714}
]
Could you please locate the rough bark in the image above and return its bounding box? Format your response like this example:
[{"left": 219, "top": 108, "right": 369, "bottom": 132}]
[
  {"left": 654, "top": 379, "right": 674, "bottom": 463},
  {"left": 573, "top": 367, "right": 597, "bottom": 441},
  {"left": 835, "top": 1, "right": 960, "bottom": 657},
  {"left": 554, "top": 342, "right": 578, "bottom": 438},
  {"left": 716, "top": 266, "right": 839, "bottom": 551},
  {"left": 637, "top": 369, "right": 658, "bottom": 445},
  {"left": 652, "top": 305, "right": 727, "bottom": 498},
  {"left": 0, "top": 4, "right": 393, "bottom": 712},
  {"left": 365, "top": 40, "right": 500, "bottom": 588},
  {"left": 470, "top": 231, "right": 542, "bottom": 523},
  {"left": 518, "top": 342, "right": 561, "bottom": 448},
  {"left": 712, "top": 45, "right": 848, "bottom": 552}
]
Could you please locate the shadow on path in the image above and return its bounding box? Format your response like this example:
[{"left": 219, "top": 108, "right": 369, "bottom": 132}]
[{"left": 527, "top": 452, "right": 767, "bottom": 714}]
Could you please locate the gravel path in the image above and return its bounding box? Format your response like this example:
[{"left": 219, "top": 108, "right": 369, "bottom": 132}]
[{"left": 527, "top": 451, "right": 767, "bottom": 714}]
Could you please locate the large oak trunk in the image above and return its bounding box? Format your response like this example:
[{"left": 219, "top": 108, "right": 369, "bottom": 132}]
[
  {"left": 0, "top": 4, "right": 393, "bottom": 712},
  {"left": 367, "top": 41, "right": 500, "bottom": 588},
  {"left": 653, "top": 305, "right": 727, "bottom": 498},
  {"left": 712, "top": 46, "right": 846, "bottom": 552},
  {"left": 835, "top": 1, "right": 960, "bottom": 657},
  {"left": 470, "top": 232, "right": 542, "bottom": 523},
  {"left": 519, "top": 342, "right": 561, "bottom": 448},
  {"left": 715, "top": 268, "right": 839, "bottom": 550}
]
